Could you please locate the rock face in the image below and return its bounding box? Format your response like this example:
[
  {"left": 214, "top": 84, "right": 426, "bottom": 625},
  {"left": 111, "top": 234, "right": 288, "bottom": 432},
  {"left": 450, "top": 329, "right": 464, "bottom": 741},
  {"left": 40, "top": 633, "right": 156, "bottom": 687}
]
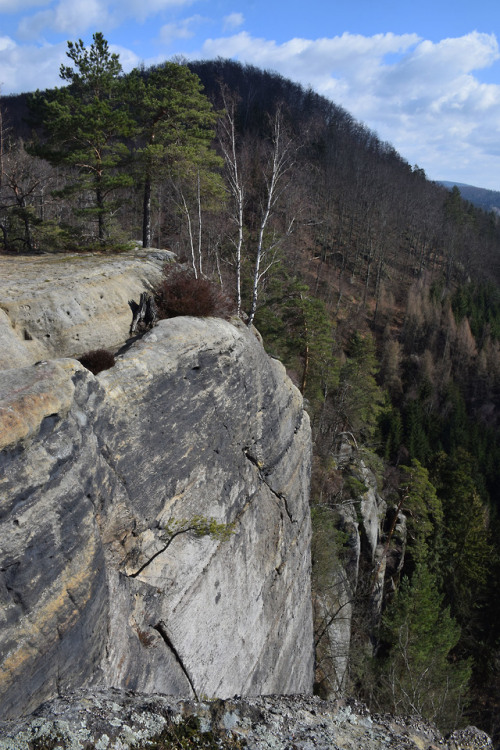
[
  {"left": 0, "top": 689, "right": 492, "bottom": 750},
  {"left": 0, "top": 250, "right": 171, "bottom": 369},
  {"left": 313, "top": 442, "right": 401, "bottom": 699},
  {"left": 0, "top": 315, "right": 314, "bottom": 719}
]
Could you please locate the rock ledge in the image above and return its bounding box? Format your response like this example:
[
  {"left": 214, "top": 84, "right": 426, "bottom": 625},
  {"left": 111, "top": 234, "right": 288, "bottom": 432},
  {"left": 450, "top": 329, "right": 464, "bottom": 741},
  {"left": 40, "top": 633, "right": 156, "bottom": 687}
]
[{"left": 0, "top": 689, "right": 492, "bottom": 750}]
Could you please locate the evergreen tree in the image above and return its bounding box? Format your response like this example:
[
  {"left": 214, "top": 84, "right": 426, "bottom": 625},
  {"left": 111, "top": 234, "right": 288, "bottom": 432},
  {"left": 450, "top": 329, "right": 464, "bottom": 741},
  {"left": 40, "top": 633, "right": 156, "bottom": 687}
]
[
  {"left": 431, "top": 449, "right": 492, "bottom": 628},
  {"left": 129, "top": 62, "right": 221, "bottom": 252},
  {"left": 337, "top": 331, "right": 384, "bottom": 442},
  {"left": 29, "top": 33, "right": 134, "bottom": 245},
  {"left": 379, "top": 563, "right": 471, "bottom": 731},
  {"left": 399, "top": 459, "right": 443, "bottom": 570}
]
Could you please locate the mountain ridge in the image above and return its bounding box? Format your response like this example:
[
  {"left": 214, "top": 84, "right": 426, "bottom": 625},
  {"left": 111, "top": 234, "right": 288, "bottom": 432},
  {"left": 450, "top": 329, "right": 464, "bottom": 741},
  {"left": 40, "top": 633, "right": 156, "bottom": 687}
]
[{"left": 439, "top": 180, "right": 500, "bottom": 212}]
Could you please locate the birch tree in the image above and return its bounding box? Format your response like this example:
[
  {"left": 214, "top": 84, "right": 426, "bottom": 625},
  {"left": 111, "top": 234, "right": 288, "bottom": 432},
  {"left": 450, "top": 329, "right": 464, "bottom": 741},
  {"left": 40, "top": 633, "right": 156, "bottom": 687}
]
[
  {"left": 247, "top": 107, "right": 296, "bottom": 326},
  {"left": 218, "top": 100, "right": 296, "bottom": 323},
  {"left": 217, "top": 88, "right": 245, "bottom": 314}
]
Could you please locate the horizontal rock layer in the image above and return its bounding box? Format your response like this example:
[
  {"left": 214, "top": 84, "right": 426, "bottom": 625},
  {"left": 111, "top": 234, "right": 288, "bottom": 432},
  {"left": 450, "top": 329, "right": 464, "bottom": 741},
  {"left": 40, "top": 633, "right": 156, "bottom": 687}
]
[{"left": 0, "top": 315, "right": 314, "bottom": 718}]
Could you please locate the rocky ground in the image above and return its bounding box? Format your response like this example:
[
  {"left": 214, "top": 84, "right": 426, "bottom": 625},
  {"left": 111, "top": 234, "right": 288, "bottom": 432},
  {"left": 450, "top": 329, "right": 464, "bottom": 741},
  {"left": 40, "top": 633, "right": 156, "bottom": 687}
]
[
  {"left": 0, "top": 249, "right": 172, "bottom": 369},
  {"left": 0, "top": 690, "right": 493, "bottom": 749}
]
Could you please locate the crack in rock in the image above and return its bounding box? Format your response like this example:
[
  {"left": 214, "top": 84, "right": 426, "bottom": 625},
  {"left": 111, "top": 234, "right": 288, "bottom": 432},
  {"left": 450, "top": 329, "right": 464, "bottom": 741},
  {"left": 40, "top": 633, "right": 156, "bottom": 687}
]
[
  {"left": 152, "top": 621, "right": 199, "bottom": 701},
  {"left": 243, "top": 448, "right": 296, "bottom": 524}
]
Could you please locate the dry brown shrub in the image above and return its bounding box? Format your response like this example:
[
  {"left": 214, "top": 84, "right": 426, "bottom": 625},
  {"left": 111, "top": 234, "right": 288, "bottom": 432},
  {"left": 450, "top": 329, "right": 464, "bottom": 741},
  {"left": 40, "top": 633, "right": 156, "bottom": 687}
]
[{"left": 155, "top": 267, "right": 235, "bottom": 320}]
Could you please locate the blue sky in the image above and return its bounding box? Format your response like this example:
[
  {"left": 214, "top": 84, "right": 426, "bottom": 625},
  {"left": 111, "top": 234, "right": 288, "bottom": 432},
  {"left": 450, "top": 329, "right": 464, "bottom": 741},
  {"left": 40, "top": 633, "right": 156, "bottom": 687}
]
[{"left": 1, "top": 0, "right": 500, "bottom": 190}]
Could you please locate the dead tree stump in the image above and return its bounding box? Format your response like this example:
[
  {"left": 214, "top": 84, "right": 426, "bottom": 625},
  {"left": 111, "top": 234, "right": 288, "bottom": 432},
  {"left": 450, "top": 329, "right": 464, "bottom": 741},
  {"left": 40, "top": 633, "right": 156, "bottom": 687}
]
[{"left": 129, "top": 292, "right": 158, "bottom": 335}]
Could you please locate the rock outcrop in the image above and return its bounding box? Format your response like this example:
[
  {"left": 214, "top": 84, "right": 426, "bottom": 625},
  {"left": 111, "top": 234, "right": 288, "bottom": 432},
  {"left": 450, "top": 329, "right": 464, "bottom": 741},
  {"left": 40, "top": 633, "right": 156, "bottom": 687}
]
[
  {"left": 313, "top": 441, "right": 404, "bottom": 699},
  {"left": 0, "top": 250, "right": 171, "bottom": 370},
  {"left": 0, "top": 689, "right": 492, "bottom": 750},
  {"left": 0, "top": 310, "right": 314, "bottom": 718}
]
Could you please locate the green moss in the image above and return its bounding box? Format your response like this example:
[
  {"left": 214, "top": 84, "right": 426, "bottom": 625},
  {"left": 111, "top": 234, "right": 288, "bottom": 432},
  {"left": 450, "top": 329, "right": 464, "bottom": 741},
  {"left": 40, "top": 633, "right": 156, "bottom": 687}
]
[
  {"left": 163, "top": 516, "right": 235, "bottom": 543},
  {"left": 139, "top": 715, "right": 246, "bottom": 749}
]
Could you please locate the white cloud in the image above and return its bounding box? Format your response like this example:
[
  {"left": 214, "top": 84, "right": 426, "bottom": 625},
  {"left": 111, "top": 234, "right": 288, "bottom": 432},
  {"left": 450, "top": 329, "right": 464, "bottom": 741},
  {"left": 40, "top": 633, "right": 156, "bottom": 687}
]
[
  {"left": 0, "top": 40, "right": 67, "bottom": 93},
  {"left": 0, "top": 36, "right": 16, "bottom": 52},
  {"left": 223, "top": 13, "right": 244, "bottom": 32},
  {"left": 15, "top": 0, "right": 195, "bottom": 40},
  {"left": 53, "top": 0, "right": 109, "bottom": 34},
  {"left": 158, "top": 15, "right": 204, "bottom": 46},
  {"left": 17, "top": 9, "right": 55, "bottom": 39},
  {"left": 110, "top": 43, "right": 141, "bottom": 72},
  {"left": 196, "top": 29, "right": 500, "bottom": 188},
  {"left": 17, "top": 0, "right": 111, "bottom": 39}
]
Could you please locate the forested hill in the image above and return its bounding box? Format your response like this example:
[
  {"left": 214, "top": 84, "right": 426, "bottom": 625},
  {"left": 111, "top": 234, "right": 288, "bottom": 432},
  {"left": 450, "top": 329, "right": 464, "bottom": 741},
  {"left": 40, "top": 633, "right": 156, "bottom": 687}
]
[
  {"left": 2, "top": 50, "right": 500, "bottom": 742},
  {"left": 440, "top": 180, "right": 500, "bottom": 213}
]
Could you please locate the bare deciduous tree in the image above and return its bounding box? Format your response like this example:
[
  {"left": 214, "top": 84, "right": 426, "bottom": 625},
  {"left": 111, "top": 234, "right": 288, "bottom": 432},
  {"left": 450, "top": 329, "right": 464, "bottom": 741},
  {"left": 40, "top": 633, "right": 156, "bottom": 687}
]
[{"left": 247, "top": 107, "right": 296, "bottom": 326}]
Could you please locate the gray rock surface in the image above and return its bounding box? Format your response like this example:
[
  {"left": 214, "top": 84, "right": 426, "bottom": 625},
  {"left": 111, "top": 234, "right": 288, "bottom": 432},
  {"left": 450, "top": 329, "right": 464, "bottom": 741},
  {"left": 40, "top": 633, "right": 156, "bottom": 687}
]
[
  {"left": 0, "top": 250, "right": 172, "bottom": 369},
  {"left": 0, "top": 315, "right": 313, "bottom": 719},
  {"left": 313, "top": 443, "right": 388, "bottom": 699},
  {"left": 0, "top": 689, "right": 492, "bottom": 750}
]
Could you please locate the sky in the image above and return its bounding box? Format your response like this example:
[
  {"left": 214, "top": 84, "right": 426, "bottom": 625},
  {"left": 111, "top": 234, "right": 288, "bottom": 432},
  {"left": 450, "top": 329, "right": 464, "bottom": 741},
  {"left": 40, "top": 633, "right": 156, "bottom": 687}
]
[{"left": 1, "top": 0, "right": 500, "bottom": 190}]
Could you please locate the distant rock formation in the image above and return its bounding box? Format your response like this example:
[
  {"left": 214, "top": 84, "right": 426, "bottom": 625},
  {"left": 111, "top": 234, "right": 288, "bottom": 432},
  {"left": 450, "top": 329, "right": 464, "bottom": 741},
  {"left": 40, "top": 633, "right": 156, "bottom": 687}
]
[
  {"left": 0, "top": 689, "right": 492, "bottom": 749},
  {"left": 313, "top": 440, "right": 406, "bottom": 699},
  {"left": 0, "top": 311, "right": 314, "bottom": 719}
]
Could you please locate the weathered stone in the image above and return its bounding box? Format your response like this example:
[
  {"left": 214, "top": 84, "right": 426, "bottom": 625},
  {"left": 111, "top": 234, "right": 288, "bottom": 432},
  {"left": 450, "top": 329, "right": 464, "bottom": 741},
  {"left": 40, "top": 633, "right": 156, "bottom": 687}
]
[
  {"left": 0, "top": 251, "right": 171, "bottom": 370},
  {"left": 0, "top": 689, "right": 492, "bottom": 750},
  {"left": 0, "top": 360, "right": 110, "bottom": 719},
  {"left": 313, "top": 444, "right": 394, "bottom": 700},
  {"left": 0, "top": 315, "right": 314, "bottom": 718},
  {"left": 97, "top": 317, "right": 314, "bottom": 700}
]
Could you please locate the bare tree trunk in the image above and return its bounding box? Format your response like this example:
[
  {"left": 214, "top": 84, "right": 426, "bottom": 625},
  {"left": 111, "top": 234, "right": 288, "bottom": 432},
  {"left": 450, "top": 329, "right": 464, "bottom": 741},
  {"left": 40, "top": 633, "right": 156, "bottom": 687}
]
[
  {"left": 196, "top": 171, "right": 203, "bottom": 277},
  {"left": 142, "top": 174, "right": 152, "bottom": 248},
  {"left": 218, "top": 90, "right": 244, "bottom": 316},
  {"left": 247, "top": 108, "right": 295, "bottom": 327},
  {"left": 179, "top": 189, "right": 198, "bottom": 279}
]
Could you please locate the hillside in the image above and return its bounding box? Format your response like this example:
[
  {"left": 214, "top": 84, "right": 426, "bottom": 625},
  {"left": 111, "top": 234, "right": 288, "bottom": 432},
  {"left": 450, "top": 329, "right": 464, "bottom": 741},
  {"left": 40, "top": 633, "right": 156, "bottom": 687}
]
[
  {"left": 439, "top": 180, "right": 500, "bottom": 213},
  {"left": 1, "top": 47, "right": 500, "bottom": 743}
]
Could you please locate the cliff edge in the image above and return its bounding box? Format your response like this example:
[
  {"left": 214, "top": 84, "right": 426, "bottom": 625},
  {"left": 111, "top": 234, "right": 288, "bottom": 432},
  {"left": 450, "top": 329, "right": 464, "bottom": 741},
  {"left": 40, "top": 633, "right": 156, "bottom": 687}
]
[{"left": 0, "top": 261, "right": 314, "bottom": 720}]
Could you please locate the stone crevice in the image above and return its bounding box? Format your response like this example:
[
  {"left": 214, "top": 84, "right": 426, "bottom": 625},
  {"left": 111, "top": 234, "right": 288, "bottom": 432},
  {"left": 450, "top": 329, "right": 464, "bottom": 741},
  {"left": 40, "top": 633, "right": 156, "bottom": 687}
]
[
  {"left": 152, "top": 621, "right": 199, "bottom": 701},
  {"left": 126, "top": 524, "right": 200, "bottom": 579},
  {"left": 243, "top": 447, "right": 296, "bottom": 524}
]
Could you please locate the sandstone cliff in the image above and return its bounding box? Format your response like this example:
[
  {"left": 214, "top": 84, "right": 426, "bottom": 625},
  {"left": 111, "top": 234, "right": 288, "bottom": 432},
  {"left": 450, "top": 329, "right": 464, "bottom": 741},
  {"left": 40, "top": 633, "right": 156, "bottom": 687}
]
[
  {"left": 312, "top": 441, "right": 406, "bottom": 700},
  {"left": 0, "top": 258, "right": 314, "bottom": 719}
]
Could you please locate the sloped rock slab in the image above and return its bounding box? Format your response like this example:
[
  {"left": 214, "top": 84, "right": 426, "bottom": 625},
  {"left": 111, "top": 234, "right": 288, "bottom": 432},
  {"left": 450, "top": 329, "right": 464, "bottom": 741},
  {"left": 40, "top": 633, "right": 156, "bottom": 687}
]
[{"left": 0, "top": 317, "right": 313, "bottom": 718}]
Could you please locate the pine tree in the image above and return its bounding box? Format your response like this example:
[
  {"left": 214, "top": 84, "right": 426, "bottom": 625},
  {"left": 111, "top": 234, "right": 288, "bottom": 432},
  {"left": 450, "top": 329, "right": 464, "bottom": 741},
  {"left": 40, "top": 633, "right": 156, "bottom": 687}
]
[
  {"left": 29, "top": 33, "right": 134, "bottom": 246},
  {"left": 129, "top": 62, "right": 221, "bottom": 253},
  {"left": 379, "top": 563, "right": 471, "bottom": 731},
  {"left": 336, "top": 331, "right": 384, "bottom": 443},
  {"left": 399, "top": 459, "right": 443, "bottom": 570},
  {"left": 431, "top": 449, "right": 492, "bottom": 627}
]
